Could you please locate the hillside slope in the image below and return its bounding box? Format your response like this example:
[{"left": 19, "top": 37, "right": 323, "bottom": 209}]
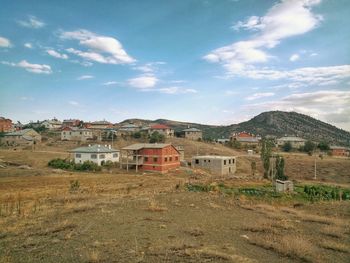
[{"left": 120, "top": 111, "right": 350, "bottom": 146}]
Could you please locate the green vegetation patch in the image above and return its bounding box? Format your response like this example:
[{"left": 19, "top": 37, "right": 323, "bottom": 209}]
[{"left": 48, "top": 158, "right": 102, "bottom": 172}]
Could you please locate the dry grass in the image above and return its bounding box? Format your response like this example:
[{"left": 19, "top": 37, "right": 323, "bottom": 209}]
[
  {"left": 319, "top": 240, "right": 350, "bottom": 253},
  {"left": 319, "top": 225, "right": 346, "bottom": 239},
  {"left": 146, "top": 198, "right": 168, "bottom": 212}
]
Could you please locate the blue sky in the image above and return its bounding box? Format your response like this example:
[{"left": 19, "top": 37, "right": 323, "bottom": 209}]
[{"left": 1, "top": 0, "right": 350, "bottom": 130}]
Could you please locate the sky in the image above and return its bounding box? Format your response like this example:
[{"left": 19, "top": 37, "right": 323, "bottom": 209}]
[{"left": 0, "top": 0, "right": 350, "bottom": 130}]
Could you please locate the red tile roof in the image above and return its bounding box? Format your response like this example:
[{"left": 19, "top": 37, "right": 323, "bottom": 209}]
[{"left": 150, "top": 124, "right": 170, "bottom": 129}]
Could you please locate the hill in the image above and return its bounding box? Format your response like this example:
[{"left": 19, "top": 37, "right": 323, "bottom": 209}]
[{"left": 120, "top": 111, "right": 350, "bottom": 146}]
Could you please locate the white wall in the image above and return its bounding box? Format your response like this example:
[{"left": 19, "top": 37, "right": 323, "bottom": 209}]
[{"left": 73, "top": 151, "right": 120, "bottom": 166}]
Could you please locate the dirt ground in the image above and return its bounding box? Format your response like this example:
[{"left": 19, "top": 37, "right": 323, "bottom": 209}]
[{"left": 0, "top": 141, "right": 349, "bottom": 262}]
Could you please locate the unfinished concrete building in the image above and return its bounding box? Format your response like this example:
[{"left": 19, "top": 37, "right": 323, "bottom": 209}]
[{"left": 191, "top": 155, "right": 236, "bottom": 176}]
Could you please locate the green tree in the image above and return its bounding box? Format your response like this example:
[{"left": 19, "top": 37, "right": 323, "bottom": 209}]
[
  {"left": 275, "top": 156, "right": 287, "bottom": 180},
  {"left": 303, "top": 140, "right": 316, "bottom": 154},
  {"left": 318, "top": 141, "right": 330, "bottom": 151},
  {"left": 260, "top": 139, "right": 274, "bottom": 179},
  {"left": 251, "top": 161, "right": 257, "bottom": 176},
  {"left": 133, "top": 131, "right": 141, "bottom": 139},
  {"left": 282, "top": 142, "right": 292, "bottom": 152},
  {"left": 149, "top": 131, "right": 165, "bottom": 143}
]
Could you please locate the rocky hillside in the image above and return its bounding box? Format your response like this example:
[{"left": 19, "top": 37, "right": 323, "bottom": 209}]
[{"left": 120, "top": 111, "right": 350, "bottom": 146}]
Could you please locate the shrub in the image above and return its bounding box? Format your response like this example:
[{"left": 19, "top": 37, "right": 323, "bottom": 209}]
[
  {"left": 48, "top": 159, "right": 101, "bottom": 172},
  {"left": 48, "top": 158, "right": 74, "bottom": 169},
  {"left": 149, "top": 131, "right": 165, "bottom": 143},
  {"left": 282, "top": 142, "right": 292, "bottom": 152},
  {"left": 69, "top": 180, "right": 80, "bottom": 192}
]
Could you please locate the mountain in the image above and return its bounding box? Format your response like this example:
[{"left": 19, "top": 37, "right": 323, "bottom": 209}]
[{"left": 120, "top": 111, "right": 350, "bottom": 146}]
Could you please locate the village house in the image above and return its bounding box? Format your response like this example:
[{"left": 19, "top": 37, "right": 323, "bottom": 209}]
[
  {"left": 1, "top": 128, "right": 41, "bottom": 146},
  {"left": 13, "top": 121, "right": 23, "bottom": 131},
  {"left": 182, "top": 127, "right": 202, "bottom": 141},
  {"left": 148, "top": 124, "right": 174, "bottom": 138},
  {"left": 120, "top": 143, "right": 180, "bottom": 173},
  {"left": 0, "top": 117, "right": 13, "bottom": 132},
  {"left": 277, "top": 136, "right": 306, "bottom": 149},
  {"left": 41, "top": 119, "right": 62, "bottom": 130},
  {"left": 191, "top": 155, "right": 236, "bottom": 176},
  {"left": 330, "top": 146, "right": 350, "bottom": 157},
  {"left": 85, "top": 120, "right": 113, "bottom": 130},
  {"left": 275, "top": 180, "right": 294, "bottom": 192},
  {"left": 216, "top": 138, "right": 230, "bottom": 144},
  {"left": 70, "top": 144, "right": 120, "bottom": 165},
  {"left": 116, "top": 123, "right": 140, "bottom": 137},
  {"left": 61, "top": 127, "right": 93, "bottom": 141},
  {"left": 62, "top": 119, "right": 81, "bottom": 127},
  {"left": 230, "top": 131, "right": 261, "bottom": 146}
]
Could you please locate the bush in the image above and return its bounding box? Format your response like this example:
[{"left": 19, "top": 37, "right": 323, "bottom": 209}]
[
  {"left": 149, "top": 131, "right": 165, "bottom": 143},
  {"left": 69, "top": 180, "right": 80, "bottom": 192},
  {"left": 318, "top": 141, "right": 330, "bottom": 151},
  {"left": 48, "top": 158, "right": 101, "bottom": 172},
  {"left": 303, "top": 140, "right": 316, "bottom": 154},
  {"left": 282, "top": 142, "right": 292, "bottom": 152},
  {"left": 48, "top": 158, "right": 74, "bottom": 169}
]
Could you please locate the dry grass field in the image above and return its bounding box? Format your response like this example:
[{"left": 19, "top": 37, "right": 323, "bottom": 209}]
[{"left": 0, "top": 140, "right": 349, "bottom": 262}]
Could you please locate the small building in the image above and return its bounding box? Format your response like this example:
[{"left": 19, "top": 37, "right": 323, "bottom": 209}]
[
  {"left": 120, "top": 143, "right": 180, "bottom": 173},
  {"left": 70, "top": 144, "right": 120, "bottom": 165},
  {"left": 191, "top": 155, "right": 236, "bottom": 176},
  {"left": 148, "top": 124, "right": 174, "bottom": 138},
  {"left": 277, "top": 136, "right": 306, "bottom": 148},
  {"left": 231, "top": 132, "right": 261, "bottom": 145},
  {"left": 275, "top": 180, "right": 294, "bottom": 193},
  {"left": 85, "top": 121, "right": 113, "bottom": 130},
  {"left": 182, "top": 127, "right": 202, "bottom": 141},
  {"left": 0, "top": 117, "right": 13, "bottom": 132},
  {"left": 216, "top": 138, "right": 230, "bottom": 144},
  {"left": 1, "top": 128, "right": 41, "bottom": 146},
  {"left": 61, "top": 127, "right": 93, "bottom": 141},
  {"left": 330, "top": 146, "right": 350, "bottom": 157},
  {"left": 41, "top": 119, "right": 62, "bottom": 130},
  {"left": 116, "top": 123, "right": 140, "bottom": 137},
  {"left": 63, "top": 119, "right": 81, "bottom": 127}
]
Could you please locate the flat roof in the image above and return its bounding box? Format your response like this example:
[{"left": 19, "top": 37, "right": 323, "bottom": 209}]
[
  {"left": 192, "top": 155, "right": 235, "bottom": 159},
  {"left": 70, "top": 144, "right": 119, "bottom": 153},
  {"left": 122, "top": 143, "right": 171, "bottom": 150}
]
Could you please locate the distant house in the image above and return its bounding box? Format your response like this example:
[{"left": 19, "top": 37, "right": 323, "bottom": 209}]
[
  {"left": 61, "top": 127, "right": 93, "bottom": 141},
  {"left": 191, "top": 155, "right": 236, "bottom": 176},
  {"left": 70, "top": 144, "right": 120, "bottom": 165},
  {"left": 277, "top": 136, "right": 306, "bottom": 148},
  {"left": 275, "top": 180, "right": 294, "bottom": 193},
  {"left": 116, "top": 123, "right": 140, "bottom": 137},
  {"left": 148, "top": 124, "right": 174, "bottom": 138},
  {"left": 182, "top": 127, "right": 202, "bottom": 141},
  {"left": 216, "top": 138, "right": 230, "bottom": 144},
  {"left": 41, "top": 119, "right": 62, "bottom": 130},
  {"left": 62, "top": 119, "right": 81, "bottom": 127},
  {"left": 120, "top": 143, "right": 180, "bottom": 173},
  {"left": 14, "top": 121, "right": 23, "bottom": 131},
  {"left": 330, "top": 146, "right": 350, "bottom": 157},
  {"left": 230, "top": 132, "right": 261, "bottom": 145},
  {"left": 0, "top": 117, "right": 13, "bottom": 132},
  {"left": 1, "top": 128, "right": 41, "bottom": 146},
  {"left": 85, "top": 121, "right": 113, "bottom": 130}
]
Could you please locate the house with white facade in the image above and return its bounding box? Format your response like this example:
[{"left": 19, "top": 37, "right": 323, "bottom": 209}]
[
  {"left": 61, "top": 127, "right": 93, "bottom": 141},
  {"left": 70, "top": 144, "right": 120, "bottom": 166},
  {"left": 41, "top": 119, "right": 62, "bottom": 130}
]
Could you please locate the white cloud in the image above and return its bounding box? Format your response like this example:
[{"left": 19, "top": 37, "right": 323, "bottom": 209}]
[
  {"left": 289, "top": 54, "right": 300, "bottom": 62},
  {"left": 127, "top": 74, "right": 158, "bottom": 89},
  {"left": 61, "top": 29, "right": 135, "bottom": 64},
  {"left": 19, "top": 96, "right": 34, "bottom": 101},
  {"left": 158, "top": 87, "right": 197, "bottom": 94},
  {"left": 245, "top": 92, "right": 275, "bottom": 101},
  {"left": 133, "top": 62, "right": 166, "bottom": 73},
  {"left": 18, "top": 15, "right": 45, "bottom": 29},
  {"left": 47, "top": 49, "right": 68, "bottom": 59},
  {"left": 0, "top": 37, "right": 11, "bottom": 48},
  {"left": 1, "top": 60, "right": 52, "bottom": 74},
  {"left": 205, "top": 0, "right": 323, "bottom": 76},
  {"left": 77, "top": 75, "right": 94, "bottom": 80},
  {"left": 244, "top": 90, "right": 350, "bottom": 130},
  {"left": 24, "top": 43, "right": 33, "bottom": 49},
  {"left": 102, "top": 81, "right": 120, "bottom": 86},
  {"left": 68, "top": 101, "right": 79, "bottom": 106}
]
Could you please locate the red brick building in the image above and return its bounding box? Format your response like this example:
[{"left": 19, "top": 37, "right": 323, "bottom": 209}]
[
  {"left": 121, "top": 143, "right": 180, "bottom": 173},
  {"left": 330, "top": 146, "right": 350, "bottom": 157},
  {"left": 62, "top": 119, "right": 81, "bottom": 127},
  {"left": 0, "top": 117, "right": 13, "bottom": 132}
]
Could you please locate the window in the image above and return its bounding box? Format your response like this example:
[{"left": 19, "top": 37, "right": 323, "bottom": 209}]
[
  {"left": 229, "top": 159, "right": 231, "bottom": 164},
  {"left": 153, "top": 157, "right": 158, "bottom": 162},
  {"left": 169, "top": 157, "right": 172, "bottom": 161},
  {"left": 195, "top": 159, "right": 199, "bottom": 164},
  {"left": 144, "top": 157, "right": 148, "bottom": 162},
  {"left": 224, "top": 160, "right": 227, "bottom": 165},
  {"left": 113, "top": 153, "right": 118, "bottom": 158},
  {"left": 75, "top": 153, "right": 81, "bottom": 158},
  {"left": 91, "top": 154, "right": 97, "bottom": 159},
  {"left": 100, "top": 154, "right": 105, "bottom": 159},
  {"left": 175, "top": 156, "right": 178, "bottom": 161},
  {"left": 208, "top": 160, "right": 211, "bottom": 163},
  {"left": 80, "top": 132, "right": 82, "bottom": 135},
  {"left": 232, "top": 159, "right": 235, "bottom": 164},
  {"left": 204, "top": 160, "right": 207, "bottom": 163},
  {"left": 165, "top": 157, "right": 168, "bottom": 162}
]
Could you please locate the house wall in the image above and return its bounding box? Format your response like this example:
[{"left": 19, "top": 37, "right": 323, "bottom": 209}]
[
  {"left": 61, "top": 130, "right": 93, "bottom": 141},
  {"left": 2, "top": 131, "right": 42, "bottom": 146},
  {"left": 185, "top": 131, "right": 202, "bottom": 140},
  {"left": 277, "top": 140, "right": 305, "bottom": 148},
  {"left": 139, "top": 145, "right": 180, "bottom": 172},
  {"left": 148, "top": 128, "right": 174, "bottom": 138},
  {"left": 331, "top": 149, "right": 349, "bottom": 157},
  {"left": 0, "top": 119, "right": 13, "bottom": 132},
  {"left": 191, "top": 157, "right": 236, "bottom": 175},
  {"left": 73, "top": 151, "right": 120, "bottom": 165}
]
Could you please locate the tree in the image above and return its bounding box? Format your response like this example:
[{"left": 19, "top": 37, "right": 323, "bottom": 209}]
[
  {"left": 149, "top": 131, "right": 165, "bottom": 143},
  {"left": 318, "top": 141, "right": 330, "bottom": 151},
  {"left": 275, "top": 156, "right": 287, "bottom": 180},
  {"left": 251, "top": 161, "right": 257, "bottom": 177},
  {"left": 303, "top": 140, "right": 315, "bottom": 154},
  {"left": 260, "top": 139, "right": 274, "bottom": 179},
  {"left": 282, "top": 142, "right": 292, "bottom": 152},
  {"left": 133, "top": 131, "right": 141, "bottom": 139}
]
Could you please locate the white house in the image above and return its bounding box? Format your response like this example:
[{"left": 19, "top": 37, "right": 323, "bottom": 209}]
[
  {"left": 41, "top": 119, "right": 62, "bottom": 130},
  {"left": 277, "top": 136, "right": 306, "bottom": 148},
  {"left": 61, "top": 127, "right": 93, "bottom": 141},
  {"left": 70, "top": 144, "right": 120, "bottom": 166}
]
